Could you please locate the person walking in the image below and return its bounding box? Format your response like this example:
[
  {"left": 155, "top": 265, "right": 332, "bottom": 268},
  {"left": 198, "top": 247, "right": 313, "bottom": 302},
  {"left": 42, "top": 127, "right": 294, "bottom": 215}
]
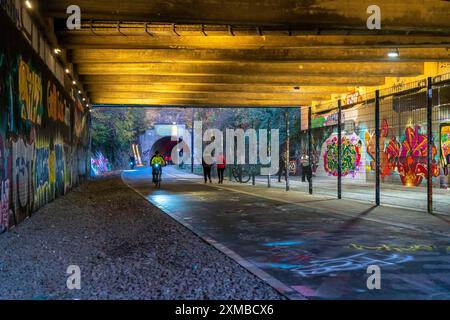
[
  {"left": 202, "top": 156, "right": 213, "bottom": 184},
  {"left": 216, "top": 152, "right": 226, "bottom": 184},
  {"left": 300, "top": 152, "right": 312, "bottom": 183},
  {"left": 278, "top": 151, "right": 287, "bottom": 182}
]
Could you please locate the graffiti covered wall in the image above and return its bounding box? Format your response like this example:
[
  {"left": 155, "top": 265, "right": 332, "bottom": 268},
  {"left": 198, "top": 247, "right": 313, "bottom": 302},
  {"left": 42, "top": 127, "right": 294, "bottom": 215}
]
[
  {"left": 300, "top": 90, "right": 450, "bottom": 189},
  {"left": 0, "top": 8, "right": 90, "bottom": 232}
]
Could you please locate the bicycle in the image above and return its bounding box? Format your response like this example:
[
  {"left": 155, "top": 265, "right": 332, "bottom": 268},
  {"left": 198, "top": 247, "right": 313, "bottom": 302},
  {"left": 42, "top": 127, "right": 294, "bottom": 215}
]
[
  {"left": 152, "top": 164, "right": 162, "bottom": 188},
  {"left": 231, "top": 165, "right": 252, "bottom": 183}
]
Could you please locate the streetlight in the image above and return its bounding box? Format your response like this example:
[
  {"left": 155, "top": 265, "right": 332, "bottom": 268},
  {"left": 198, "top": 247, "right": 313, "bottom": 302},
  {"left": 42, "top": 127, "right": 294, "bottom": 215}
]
[{"left": 387, "top": 48, "right": 400, "bottom": 58}]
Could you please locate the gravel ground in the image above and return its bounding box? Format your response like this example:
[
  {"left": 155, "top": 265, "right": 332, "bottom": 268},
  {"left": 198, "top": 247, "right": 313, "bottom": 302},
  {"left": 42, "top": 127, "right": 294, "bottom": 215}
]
[{"left": 0, "top": 174, "right": 284, "bottom": 300}]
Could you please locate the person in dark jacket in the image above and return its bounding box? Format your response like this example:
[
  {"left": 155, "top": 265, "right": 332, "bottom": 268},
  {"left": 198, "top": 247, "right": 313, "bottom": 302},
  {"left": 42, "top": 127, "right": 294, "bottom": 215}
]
[
  {"left": 202, "top": 156, "right": 213, "bottom": 184},
  {"left": 300, "top": 152, "right": 312, "bottom": 183},
  {"left": 278, "top": 152, "right": 287, "bottom": 182}
]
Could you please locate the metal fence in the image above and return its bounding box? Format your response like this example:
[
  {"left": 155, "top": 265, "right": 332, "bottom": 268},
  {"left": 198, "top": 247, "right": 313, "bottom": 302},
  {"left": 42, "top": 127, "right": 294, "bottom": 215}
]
[{"left": 296, "top": 73, "right": 450, "bottom": 215}]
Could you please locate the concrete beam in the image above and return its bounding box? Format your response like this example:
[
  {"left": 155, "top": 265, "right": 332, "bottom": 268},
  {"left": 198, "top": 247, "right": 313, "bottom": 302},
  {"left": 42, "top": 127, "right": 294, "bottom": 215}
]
[
  {"left": 70, "top": 48, "right": 450, "bottom": 63},
  {"left": 88, "top": 91, "right": 331, "bottom": 101},
  {"left": 91, "top": 97, "right": 311, "bottom": 107},
  {"left": 85, "top": 84, "right": 351, "bottom": 94},
  {"left": 59, "top": 35, "right": 450, "bottom": 50},
  {"left": 76, "top": 62, "right": 423, "bottom": 77},
  {"left": 79, "top": 74, "right": 386, "bottom": 86},
  {"left": 41, "top": 0, "right": 450, "bottom": 32}
]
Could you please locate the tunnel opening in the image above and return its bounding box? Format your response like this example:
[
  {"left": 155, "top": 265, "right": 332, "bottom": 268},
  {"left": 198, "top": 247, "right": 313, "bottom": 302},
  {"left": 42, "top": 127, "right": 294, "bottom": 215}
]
[{"left": 149, "top": 136, "right": 180, "bottom": 164}]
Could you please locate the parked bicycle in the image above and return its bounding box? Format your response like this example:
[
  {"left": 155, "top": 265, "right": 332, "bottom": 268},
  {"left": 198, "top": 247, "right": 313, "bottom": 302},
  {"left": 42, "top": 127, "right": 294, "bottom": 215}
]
[{"left": 231, "top": 165, "right": 256, "bottom": 183}]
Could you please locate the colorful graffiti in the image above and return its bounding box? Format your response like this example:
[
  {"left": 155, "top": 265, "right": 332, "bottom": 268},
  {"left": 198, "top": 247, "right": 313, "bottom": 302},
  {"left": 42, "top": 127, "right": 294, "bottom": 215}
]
[
  {"left": 0, "top": 11, "right": 90, "bottom": 231},
  {"left": 256, "top": 251, "right": 413, "bottom": 277},
  {"left": 350, "top": 243, "right": 450, "bottom": 253},
  {"left": 74, "top": 101, "right": 87, "bottom": 139},
  {"left": 364, "top": 121, "right": 440, "bottom": 187},
  {"left": 441, "top": 124, "right": 450, "bottom": 176},
  {"left": 34, "top": 144, "right": 51, "bottom": 208},
  {"left": 300, "top": 126, "right": 333, "bottom": 174},
  {"left": 344, "top": 89, "right": 364, "bottom": 105},
  {"left": 18, "top": 58, "right": 43, "bottom": 125},
  {"left": 91, "top": 152, "right": 111, "bottom": 177},
  {"left": 323, "top": 133, "right": 362, "bottom": 177},
  {"left": 11, "top": 135, "right": 34, "bottom": 220},
  {"left": 32, "top": 135, "right": 71, "bottom": 209},
  {"left": 365, "top": 119, "right": 392, "bottom": 179},
  {"left": 290, "top": 252, "right": 413, "bottom": 277},
  {"left": 47, "top": 81, "right": 69, "bottom": 125},
  {"left": 385, "top": 126, "right": 439, "bottom": 187},
  {"left": 0, "top": 136, "right": 10, "bottom": 233},
  {"left": 311, "top": 110, "right": 340, "bottom": 129}
]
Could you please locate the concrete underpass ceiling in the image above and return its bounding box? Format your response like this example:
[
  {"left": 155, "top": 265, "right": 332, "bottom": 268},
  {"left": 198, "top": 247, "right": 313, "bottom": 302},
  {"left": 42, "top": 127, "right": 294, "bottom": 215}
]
[{"left": 36, "top": 0, "right": 450, "bottom": 109}]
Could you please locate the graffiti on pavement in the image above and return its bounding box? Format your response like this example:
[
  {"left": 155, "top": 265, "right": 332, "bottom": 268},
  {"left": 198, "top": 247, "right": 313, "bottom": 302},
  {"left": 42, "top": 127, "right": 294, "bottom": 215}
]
[
  {"left": 350, "top": 243, "right": 450, "bottom": 253},
  {"left": 257, "top": 252, "right": 413, "bottom": 277}
]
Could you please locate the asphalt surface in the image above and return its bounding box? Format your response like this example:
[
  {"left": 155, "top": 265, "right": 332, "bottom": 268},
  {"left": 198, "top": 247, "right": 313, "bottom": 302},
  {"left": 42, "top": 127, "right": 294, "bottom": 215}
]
[{"left": 123, "top": 166, "right": 450, "bottom": 300}]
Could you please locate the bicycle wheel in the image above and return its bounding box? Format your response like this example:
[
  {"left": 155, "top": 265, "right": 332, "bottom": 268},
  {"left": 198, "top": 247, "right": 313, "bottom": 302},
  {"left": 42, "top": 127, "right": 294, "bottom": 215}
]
[
  {"left": 240, "top": 172, "right": 251, "bottom": 183},
  {"left": 232, "top": 168, "right": 241, "bottom": 182},
  {"left": 154, "top": 171, "right": 161, "bottom": 188}
]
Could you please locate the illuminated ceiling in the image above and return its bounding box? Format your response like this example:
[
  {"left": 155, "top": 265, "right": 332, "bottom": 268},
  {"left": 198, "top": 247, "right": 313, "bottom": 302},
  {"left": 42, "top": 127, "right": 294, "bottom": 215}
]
[{"left": 36, "top": 0, "right": 450, "bottom": 108}]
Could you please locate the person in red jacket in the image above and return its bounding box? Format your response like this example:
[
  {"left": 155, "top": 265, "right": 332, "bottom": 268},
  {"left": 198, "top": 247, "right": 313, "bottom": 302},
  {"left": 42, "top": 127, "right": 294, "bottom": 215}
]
[{"left": 216, "top": 152, "right": 226, "bottom": 184}]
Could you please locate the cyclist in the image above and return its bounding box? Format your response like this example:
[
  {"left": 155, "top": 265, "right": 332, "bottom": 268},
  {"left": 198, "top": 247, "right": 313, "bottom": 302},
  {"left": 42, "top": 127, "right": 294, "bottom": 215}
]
[
  {"left": 129, "top": 154, "right": 136, "bottom": 169},
  {"left": 150, "top": 151, "right": 166, "bottom": 183}
]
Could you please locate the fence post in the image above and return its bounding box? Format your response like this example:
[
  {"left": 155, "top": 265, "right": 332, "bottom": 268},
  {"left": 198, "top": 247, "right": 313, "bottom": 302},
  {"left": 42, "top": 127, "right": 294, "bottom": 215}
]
[
  {"left": 308, "top": 107, "right": 313, "bottom": 195},
  {"left": 337, "top": 100, "right": 342, "bottom": 199},
  {"left": 285, "top": 109, "right": 290, "bottom": 191},
  {"left": 375, "top": 90, "right": 381, "bottom": 206},
  {"left": 191, "top": 108, "right": 194, "bottom": 173},
  {"left": 267, "top": 117, "right": 271, "bottom": 188},
  {"left": 427, "top": 77, "right": 433, "bottom": 214}
]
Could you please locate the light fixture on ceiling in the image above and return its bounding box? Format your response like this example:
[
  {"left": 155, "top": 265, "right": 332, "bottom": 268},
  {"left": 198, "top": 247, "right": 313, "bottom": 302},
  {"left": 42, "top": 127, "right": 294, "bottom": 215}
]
[
  {"left": 387, "top": 48, "right": 400, "bottom": 58},
  {"left": 24, "top": 1, "right": 32, "bottom": 9},
  {"left": 65, "top": 68, "right": 70, "bottom": 74},
  {"left": 78, "top": 90, "right": 82, "bottom": 94},
  {"left": 54, "top": 48, "right": 62, "bottom": 55},
  {"left": 72, "top": 80, "right": 77, "bottom": 85},
  {"left": 82, "top": 98, "right": 86, "bottom": 101}
]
